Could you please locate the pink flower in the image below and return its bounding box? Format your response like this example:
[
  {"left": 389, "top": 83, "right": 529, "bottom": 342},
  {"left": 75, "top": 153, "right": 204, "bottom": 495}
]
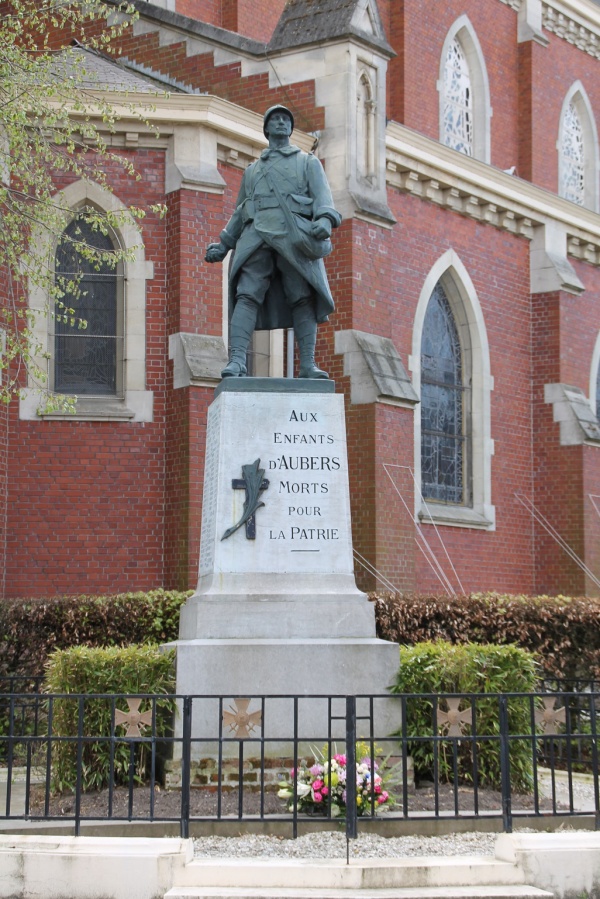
[
  {"left": 309, "top": 764, "right": 323, "bottom": 776},
  {"left": 312, "top": 779, "right": 324, "bottom": 791},
  {"left": 321, "top": 786, "right": 329, "bottom": 796},
  {"left": 374, "top": 784, "right": 382, "bottom": 794},
  {"left": 334, "top": 754, "right": 346, "bottom": 765},
  {"left": 313, "top": 791, "right": 323, "bottom": 803}
]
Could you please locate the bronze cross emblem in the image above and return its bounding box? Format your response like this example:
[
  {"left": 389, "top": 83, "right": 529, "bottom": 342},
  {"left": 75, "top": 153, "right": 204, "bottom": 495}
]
[
  {"left": 222, "top": 459, "right": 269, "bottom": 540},
  {"left": 114, "top": 698, "right": 153, "bottom": 737},
  {"left": 222, "top": 698, "right": 263, "bottom": 738},
  {"left": 535, "top": 697, "right": 567, "bottom": 735},
  {"left": 436, "top": 698, "right": 473, "bottom": 737}
]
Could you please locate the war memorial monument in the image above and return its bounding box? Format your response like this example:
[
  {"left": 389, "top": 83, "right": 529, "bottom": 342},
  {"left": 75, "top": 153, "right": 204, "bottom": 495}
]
[{"left": 172, "top": 105, "right": 399, "bottom": 749}]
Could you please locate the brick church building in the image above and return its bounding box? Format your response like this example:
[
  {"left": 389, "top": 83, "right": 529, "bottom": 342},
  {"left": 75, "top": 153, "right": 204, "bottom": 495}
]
[{"left": 2, "top": 0, "right": 600, "bottom": 599}]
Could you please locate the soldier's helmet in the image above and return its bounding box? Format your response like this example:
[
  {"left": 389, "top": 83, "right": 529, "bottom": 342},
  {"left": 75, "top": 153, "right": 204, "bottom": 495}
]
[{"left": 263, "top": 105, "right": 294, "bottom": 137}]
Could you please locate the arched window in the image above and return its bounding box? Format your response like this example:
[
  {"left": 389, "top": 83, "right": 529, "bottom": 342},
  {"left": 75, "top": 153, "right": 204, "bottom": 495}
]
[
  {"left": 20, "top": 180, "right": 153, "bottom": 422},
  {"left": 438, "top": 17, "right": 491, "bottom": 163},
  {"left": 560, "top": 102, "right": 585, "bottom": 206},
  {"left": 420, "top": 281, "right": 471, "bottom": 505},
  {"left": 53, "top": 216, "right": 122, "bottom": 396},
  {"left": 357, "top": 70, "right": 376, "bottom": 183},
  {"left": 442, "top": 39, "right": 473, "bottom": 157},
  {"left": 412, "top": 250, "right": 495, "bottom": 529},
  {"left": 558, "top": 83, "right": 599, "bottom": 211}
]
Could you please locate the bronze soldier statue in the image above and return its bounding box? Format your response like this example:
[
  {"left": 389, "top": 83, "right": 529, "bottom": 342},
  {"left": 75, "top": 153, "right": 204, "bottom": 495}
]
[{"left": 205, "top": 105, "right": 342, "bottom": 379}]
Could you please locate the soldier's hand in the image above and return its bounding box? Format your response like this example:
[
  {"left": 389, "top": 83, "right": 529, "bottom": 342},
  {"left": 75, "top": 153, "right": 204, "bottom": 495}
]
[
  {"left": 311, "top": 218, "right": 332, "bottom": 240},
  {"left": 205, "top": 242, "right": 229, "bottom": 263}
]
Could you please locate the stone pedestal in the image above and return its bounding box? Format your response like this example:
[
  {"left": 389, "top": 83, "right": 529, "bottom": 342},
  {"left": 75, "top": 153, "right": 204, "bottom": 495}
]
[{"left": 170, "top": 379, "right": 400, "bottom": 757}]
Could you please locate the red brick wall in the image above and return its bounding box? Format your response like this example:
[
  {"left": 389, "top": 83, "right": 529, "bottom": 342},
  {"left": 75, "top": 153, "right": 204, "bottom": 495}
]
[
  {"left": 526, "top": 32, "right": 600, "bottom": 195},
  {"left": 163, "top": 169, "right": 240, "bottom": 590},
  {"left": 174, "top": 0, "right": 286, "bottom": 40},
  {"left": 112, "top": 29, "right": 323, "bottom": 130},
  {"left": 176, "top": 0, "right": 222, "bottom": 29},
  {"left": 5, "top": 0, "right": 600, "bottom": 602},
  {"left": 4, "top": 149, "right": 168, "bottom": 598},
  {"left": 386, "top": 2, "right": 600, "bottom": 196},
  {"left": 577, "top": 258, "right": 600, "bottom": 596},
  {"left": 531, "top": 259, "right": 600, "bottom": 595},
  {"left": 531, "top": 289, "right": 586, "bottom": 594},
  {"left": 583, "top": 445, "right": 600, "bottom": 596},
  {"left": 387, "top": 0, "right": 520, "bottom": 173},
  {"left": 336, "top": 191, "right": 536, "bottom": 595}
]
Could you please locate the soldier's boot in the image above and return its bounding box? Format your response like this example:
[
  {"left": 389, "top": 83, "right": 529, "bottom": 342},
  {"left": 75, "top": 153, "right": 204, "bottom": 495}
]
[
  {"left": 292, "top": 300, "right": 329, "bottom": 379},
  {"left": 221, "top": 296, "right": 259, "bottom": 378}
]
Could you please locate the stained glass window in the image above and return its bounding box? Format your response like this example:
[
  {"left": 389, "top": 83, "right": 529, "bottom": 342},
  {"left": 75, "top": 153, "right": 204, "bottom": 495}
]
[
  {"left": 560, "top": 101, "right": 585, "bottom": 206},
  {"left": 421, "top": 283, "right": 470, "bottom": 505},
  {"left": 442, "top": 38, "right": 473, "bottom": 156},
  {"left": 54, "top": 218, "right": 120, "bottom": 395}
]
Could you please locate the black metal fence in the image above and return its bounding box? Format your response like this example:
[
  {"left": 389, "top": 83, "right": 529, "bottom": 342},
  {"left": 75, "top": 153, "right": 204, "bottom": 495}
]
[{"left": 1, "top": 688, "right": 599, "bottom": 838}]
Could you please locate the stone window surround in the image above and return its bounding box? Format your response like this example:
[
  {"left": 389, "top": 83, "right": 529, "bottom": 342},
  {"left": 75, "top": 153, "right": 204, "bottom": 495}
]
[
  {"left": 590, "top": 331, "right": 600, "bottom": 419},
  {"left": 557, "top": 81, "right": 600, "bottom": 213},
  {"left": 437, "top": 15, "right": 492, "bottom": 165},
  {"left": 410, "top": 250, "right": 496, "bottom": 531},
  {"left": 19, "top": 179, "right": 154, "bottom": 422}
]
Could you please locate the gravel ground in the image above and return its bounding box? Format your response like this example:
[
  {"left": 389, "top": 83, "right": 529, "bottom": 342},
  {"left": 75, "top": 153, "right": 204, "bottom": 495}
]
[{"left": 193, "top": 831, "right": 500, "bottom": 858}]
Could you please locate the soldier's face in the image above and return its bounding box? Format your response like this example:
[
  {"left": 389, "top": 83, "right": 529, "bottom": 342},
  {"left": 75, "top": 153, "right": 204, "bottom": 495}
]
[{"left": 266, "top": 112, "right": 292, "bottom": 139}]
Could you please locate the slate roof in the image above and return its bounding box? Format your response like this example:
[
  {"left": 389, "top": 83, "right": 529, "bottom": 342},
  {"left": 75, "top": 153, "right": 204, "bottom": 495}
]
[{"left": 267, "top": 0, "right": 394, "bottom": 55}]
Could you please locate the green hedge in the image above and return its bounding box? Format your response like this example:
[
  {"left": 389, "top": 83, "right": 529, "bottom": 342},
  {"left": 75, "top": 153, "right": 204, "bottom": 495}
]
[
  {"left": 391, "top": 641, "right": 539, "bottom": 791},
  {"left": 0, "top": 589, "right": 190, "bottom": 678},
  {"left": 4, "top": 588, "right": 600, "bottom": 682},
  {"left": 373, "top": 592, "right": 600, "bottom": 679},
  {"left": 44, "top": 644, "right": 176, "bottom": 792}
]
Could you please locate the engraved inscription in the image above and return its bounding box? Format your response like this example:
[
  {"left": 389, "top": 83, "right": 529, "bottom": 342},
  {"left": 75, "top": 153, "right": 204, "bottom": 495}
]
[{"left": 267, "top": 408, "right": 343, "bottom": 547}]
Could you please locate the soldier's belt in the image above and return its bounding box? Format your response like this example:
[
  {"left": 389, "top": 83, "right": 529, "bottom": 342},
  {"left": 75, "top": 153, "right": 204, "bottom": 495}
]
[{"left": 255, "top": 196, "right": 279, "bottom": 210}]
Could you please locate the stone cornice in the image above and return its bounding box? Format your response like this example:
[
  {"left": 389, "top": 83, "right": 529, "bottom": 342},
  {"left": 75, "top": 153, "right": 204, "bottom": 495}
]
[
  {"left": 499, "top": 0, "right": 600, "bottom": 56},
  {"left": 386, "top": 122, "right": 600, "bottom": 265},
  {"left": 67, "top": 92, "right": 315, "bottom": 158},
  {"left": 543, "top": 1, "right": 600, "bottom": 57}
]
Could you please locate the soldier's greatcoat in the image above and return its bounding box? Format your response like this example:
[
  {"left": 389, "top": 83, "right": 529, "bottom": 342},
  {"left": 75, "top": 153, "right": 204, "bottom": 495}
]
[{"left": 219, "top": 144, "right": 342, "bottom": 330}]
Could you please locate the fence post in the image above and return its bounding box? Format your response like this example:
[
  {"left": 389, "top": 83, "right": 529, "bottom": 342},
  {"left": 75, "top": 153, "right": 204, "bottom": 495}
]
[
  {"left": 345, "top": 696, "right": 357, "bottom": 852},
  {"left": 499, "top": 695, "right": 512, "bottom": 833},
  {"left": 74, "top": 696, "right": 85, "bottom": 837},
  {"left": 180, "top": 696, "right": 192, "bottom": 839},
  {"left": 589, "top": 690, "right": 599, "bottom": 830}
]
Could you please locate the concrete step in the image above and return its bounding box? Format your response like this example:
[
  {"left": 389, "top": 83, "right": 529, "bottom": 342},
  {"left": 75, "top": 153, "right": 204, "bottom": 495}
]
[
  {"left": 173, "top": 857, "right": 526, "bottom": 890},
  {"left": 165, "top": 887, "right": 553, "bottom": 898}
]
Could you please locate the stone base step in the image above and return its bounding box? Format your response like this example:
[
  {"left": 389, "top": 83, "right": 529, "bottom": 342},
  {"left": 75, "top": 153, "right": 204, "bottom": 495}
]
[
  {"left": 174, "top": 858, "right": 525, "bottom": 890},
  {"left": 165, "top": 886, "right": 553, "bottom": 899}
]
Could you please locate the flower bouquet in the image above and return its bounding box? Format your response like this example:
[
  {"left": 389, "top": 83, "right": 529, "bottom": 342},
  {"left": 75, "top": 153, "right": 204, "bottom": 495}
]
[{"left": 277, "top": 745, "right": 392, "bottom": 817}]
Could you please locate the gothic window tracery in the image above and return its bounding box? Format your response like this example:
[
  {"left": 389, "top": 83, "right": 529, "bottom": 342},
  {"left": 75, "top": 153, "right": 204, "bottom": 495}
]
[
  {"left": 560, "top": 101, "right": 585, "bottom": 206},
  {"left": 442, "top": 38, "right": 473, "bottom": 156},
  {"left": 421, "top": 282, "right": 471, "bottom": 505}
]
